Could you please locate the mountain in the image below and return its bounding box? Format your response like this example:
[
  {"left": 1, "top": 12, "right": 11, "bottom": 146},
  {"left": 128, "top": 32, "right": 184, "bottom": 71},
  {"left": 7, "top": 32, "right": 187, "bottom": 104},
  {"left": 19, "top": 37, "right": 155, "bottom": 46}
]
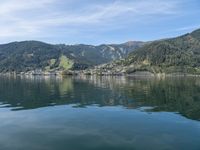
[
  {"left": 0, "top": 41, "right": 145, "bottom": 73},
  {"left": 94, "top": 28, "right": 200, "bottom": 75}
]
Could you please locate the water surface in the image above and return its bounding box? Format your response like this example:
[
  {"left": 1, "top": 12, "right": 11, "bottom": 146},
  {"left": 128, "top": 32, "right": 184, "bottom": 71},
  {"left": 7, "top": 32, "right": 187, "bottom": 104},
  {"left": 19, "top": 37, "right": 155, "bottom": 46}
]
[{"left": 0, "top": 76, "right": 200, "bottom": 150}]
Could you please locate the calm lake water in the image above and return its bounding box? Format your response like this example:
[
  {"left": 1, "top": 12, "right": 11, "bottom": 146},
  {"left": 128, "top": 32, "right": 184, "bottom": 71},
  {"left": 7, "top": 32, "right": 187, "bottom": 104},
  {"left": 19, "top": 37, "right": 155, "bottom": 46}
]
[{"left": 0, "top": 76, "right": 200, "bottom": 150}]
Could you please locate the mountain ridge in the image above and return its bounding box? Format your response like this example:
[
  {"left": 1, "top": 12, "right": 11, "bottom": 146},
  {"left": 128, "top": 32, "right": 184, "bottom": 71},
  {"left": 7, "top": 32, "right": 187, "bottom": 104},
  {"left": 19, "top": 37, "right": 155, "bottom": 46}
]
[
  {"left": 93, "top": 28, "right": 200, "bottom": 75},
  {"left": 0, "top": 40, "right": 145, "bottom": 73}
]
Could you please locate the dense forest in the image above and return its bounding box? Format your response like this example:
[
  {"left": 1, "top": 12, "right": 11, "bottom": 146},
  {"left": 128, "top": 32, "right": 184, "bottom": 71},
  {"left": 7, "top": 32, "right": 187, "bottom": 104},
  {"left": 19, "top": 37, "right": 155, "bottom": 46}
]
[
  {"left": 0, "top": 41, "right": 144, "bottom": 73},
  {"left": 1, "top": 28, "right": 200, "bottom": 75},
  {"left": 125, "top": 28, "right": 200, "bottom": 74},
  {"left": 99, "top": 28, "right": 200, "bottom": 75}
]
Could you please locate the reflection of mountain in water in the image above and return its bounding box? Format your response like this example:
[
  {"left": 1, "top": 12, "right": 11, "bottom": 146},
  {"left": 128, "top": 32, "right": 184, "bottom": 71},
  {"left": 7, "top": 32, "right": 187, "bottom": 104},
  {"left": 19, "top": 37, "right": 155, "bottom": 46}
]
[
  {"left": 81, "top": 76, "right": 200, "bottom": 121},
  {"left": 0, "top": 76, "right": 73, "bottom": 110},
  {"left": 0, "top": 76, "right": 200, "bottom": 121}
]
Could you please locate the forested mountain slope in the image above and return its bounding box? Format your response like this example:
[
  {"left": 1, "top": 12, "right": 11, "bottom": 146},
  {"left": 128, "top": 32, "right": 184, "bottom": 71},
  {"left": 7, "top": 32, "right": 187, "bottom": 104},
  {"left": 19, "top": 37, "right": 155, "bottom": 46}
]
[
  {"left": 0, "top": 41, "right": 144, "bottom": 72},
  {"left": 99, "top": 28, "right": 200, "bottom": 75}
]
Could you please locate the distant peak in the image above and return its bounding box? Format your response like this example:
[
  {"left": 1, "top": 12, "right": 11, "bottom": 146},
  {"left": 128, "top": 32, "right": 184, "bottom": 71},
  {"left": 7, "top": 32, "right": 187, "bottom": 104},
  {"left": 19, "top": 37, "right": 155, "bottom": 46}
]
[{"left": 123, "top": 41, "right": 143, "bottom": 46}]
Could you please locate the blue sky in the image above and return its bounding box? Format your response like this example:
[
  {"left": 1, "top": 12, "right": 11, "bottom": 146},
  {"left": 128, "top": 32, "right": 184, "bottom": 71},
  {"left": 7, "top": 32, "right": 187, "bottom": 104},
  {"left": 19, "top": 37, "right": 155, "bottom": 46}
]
[{"left": 0, "top": 0, "right": 200, "bottom": 45}]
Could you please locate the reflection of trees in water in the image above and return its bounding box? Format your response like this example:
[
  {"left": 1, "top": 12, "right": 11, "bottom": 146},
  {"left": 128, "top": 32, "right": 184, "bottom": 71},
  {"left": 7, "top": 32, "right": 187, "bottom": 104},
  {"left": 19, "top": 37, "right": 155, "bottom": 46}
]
[
  {"left": 77, "top": 76, "right": 200, "bottom": 121},
  {"left": 0, "top": 76, "right": 73, "bottom": 110},
  {"left": 0, "top": 75, "right": 200, "bottom": 121},
  {"left": 140, "top": 78, "right": 200, "bottom": 121}
]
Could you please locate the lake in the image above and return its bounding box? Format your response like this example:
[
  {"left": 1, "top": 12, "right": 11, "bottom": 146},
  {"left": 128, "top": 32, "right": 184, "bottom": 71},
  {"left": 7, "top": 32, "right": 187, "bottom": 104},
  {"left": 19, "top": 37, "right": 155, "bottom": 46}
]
[{"left": 0, "top": 75, "right": 200, "bottom": 150}]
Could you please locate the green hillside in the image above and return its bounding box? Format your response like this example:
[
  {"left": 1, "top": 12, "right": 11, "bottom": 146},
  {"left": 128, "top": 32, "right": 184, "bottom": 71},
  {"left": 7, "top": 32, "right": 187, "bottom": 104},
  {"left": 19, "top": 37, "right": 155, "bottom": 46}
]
[
  {"left": 100, "top": 28, "right": 200, "bottom": 75},
  {"left": 0, "top": 41, "right": 144, "bottom": 73}
]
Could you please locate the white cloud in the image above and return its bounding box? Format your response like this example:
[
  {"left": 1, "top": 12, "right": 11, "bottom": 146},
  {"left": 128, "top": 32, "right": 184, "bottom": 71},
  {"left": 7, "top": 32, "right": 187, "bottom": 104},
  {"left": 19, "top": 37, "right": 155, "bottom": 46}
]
[
  {"left": 162, "top": 25, "right": 200, "bottom": 35},
  {"left": 0, "top": 0, "right": 55, "bottom": 16},
  {"left": 0, "top": 0, "right": 181, "bottom": 41},
  {"left": 173, "top": 25, "right": 200, "bottom": 32}
]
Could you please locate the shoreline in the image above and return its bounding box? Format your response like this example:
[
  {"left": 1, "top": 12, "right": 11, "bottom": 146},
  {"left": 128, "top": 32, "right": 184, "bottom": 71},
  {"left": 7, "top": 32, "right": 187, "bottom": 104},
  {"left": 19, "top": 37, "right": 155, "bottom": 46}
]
[{"left": 1, "top": 71, "right": 200, "bottom": 78}]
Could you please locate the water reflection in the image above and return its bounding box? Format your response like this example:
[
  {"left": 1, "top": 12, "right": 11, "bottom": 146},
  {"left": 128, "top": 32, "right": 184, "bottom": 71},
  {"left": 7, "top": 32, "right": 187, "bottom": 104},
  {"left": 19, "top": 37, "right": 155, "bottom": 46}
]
[{"left": 0, "top": 75, "right": 200, "bottom": 121}]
